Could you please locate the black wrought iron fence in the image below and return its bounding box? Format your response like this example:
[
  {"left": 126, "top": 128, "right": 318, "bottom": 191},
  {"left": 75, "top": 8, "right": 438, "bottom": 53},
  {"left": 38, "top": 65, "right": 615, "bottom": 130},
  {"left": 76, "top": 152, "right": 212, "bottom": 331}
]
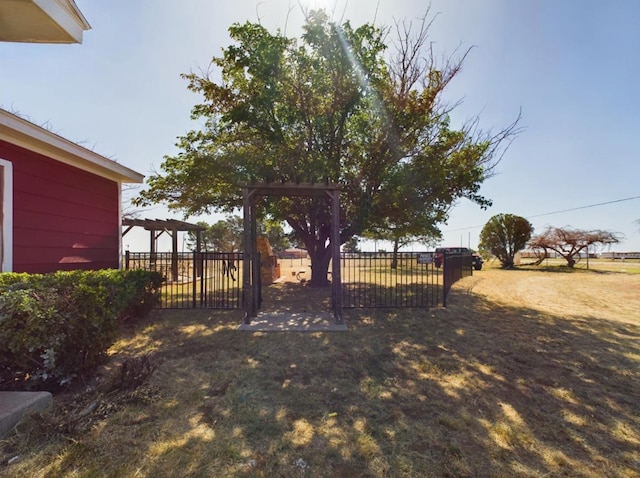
[
  {"left": 442, "top": 253, "right": 473, "bottom": 306},
  {"left": 124, "top": 251, "right": 242, "bottom": 309},
  {"left": 340, "top": 252, "right": 442, "bottom": 308},
  {"left": 125, "top": 250, "right": 470, "bottom": 310}
]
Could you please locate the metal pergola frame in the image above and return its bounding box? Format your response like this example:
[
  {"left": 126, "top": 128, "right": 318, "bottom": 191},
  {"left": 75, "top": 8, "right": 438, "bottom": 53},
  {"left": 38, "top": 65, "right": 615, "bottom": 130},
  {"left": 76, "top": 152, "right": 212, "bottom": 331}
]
[{"left": 242, "top": 182, "right": 343, "bottom": 324}]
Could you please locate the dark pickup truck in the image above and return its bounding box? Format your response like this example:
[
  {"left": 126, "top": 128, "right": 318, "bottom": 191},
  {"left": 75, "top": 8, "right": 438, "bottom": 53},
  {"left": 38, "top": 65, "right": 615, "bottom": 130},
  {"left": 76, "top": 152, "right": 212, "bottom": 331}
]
[{"left": 434, "top": 247, "right": 483, "bottom": 270}]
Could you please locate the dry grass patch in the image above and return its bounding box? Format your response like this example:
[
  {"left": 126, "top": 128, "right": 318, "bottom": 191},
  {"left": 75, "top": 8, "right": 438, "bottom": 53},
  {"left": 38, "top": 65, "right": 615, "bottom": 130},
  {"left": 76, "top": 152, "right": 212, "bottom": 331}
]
[{"left": 1, "top": 269, "right": 639, "bottom": 477}]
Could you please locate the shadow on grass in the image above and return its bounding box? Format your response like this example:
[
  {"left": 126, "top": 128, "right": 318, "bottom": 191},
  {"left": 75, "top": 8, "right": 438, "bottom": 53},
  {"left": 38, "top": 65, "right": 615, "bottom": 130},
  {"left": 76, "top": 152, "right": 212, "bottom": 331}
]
[
  {"left": 259, "top": 281, "right": 333, "bottom": 314},
  {"left": 4, "top": 285, "right": 639, "bottom": 477},
  {"left": 260, "top": 278, "right": 442, "bottom": 311},
  {"left": 514, "top": 264, "right": 629, "bottom": 275}
]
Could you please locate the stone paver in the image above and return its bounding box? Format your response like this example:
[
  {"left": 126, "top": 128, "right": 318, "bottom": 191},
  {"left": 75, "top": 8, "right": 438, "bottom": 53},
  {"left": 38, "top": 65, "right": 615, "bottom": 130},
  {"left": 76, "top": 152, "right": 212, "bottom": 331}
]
[{"left": 0, "top": 391, "right": 52, "bottom": 437}]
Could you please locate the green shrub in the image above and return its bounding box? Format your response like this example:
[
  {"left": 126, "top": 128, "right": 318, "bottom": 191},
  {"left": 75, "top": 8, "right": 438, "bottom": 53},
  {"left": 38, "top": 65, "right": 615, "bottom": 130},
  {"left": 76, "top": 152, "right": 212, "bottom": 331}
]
[{"left": 0, "top": 269, "right": 163, "bottom": 391}]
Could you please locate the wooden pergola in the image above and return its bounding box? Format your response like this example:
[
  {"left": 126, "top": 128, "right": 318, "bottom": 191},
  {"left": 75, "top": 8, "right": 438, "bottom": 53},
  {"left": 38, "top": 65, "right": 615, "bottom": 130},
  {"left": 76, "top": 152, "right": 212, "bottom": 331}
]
[
  {"left": 242, "top": 182, "right": 343, "bottom": 324},
  {"left": 122, "top": 218, "right": 206, "bottom": 282}
]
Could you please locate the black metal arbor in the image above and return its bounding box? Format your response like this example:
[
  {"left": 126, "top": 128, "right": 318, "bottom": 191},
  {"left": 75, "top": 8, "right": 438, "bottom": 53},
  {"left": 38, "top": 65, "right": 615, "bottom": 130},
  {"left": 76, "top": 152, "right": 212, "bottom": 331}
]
[{"left": 242, "top": 182, "right": 343, "bottom": 324}]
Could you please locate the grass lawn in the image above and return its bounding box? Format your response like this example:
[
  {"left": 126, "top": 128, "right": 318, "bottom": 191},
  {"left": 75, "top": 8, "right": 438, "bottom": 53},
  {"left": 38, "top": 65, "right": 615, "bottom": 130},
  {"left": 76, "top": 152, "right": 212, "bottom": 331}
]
[
  {"left": 504, "top": 257, "right": 640, "bottom": 275},
  {"left": 1, "top": 268, "right": 639, "bottom": 477}
]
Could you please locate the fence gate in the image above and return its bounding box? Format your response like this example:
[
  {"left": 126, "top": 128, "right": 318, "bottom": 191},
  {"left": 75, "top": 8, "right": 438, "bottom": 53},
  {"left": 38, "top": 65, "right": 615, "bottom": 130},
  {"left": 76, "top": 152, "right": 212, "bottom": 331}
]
[{"left": 125, "top": 251, "right": 244, "bottom": 309}]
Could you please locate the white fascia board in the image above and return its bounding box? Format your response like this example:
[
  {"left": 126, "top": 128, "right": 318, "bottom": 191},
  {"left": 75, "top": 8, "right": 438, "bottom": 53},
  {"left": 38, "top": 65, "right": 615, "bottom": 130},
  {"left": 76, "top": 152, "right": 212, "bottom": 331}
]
[
  {"left": 0, "top": 110, "right": 144, "bottom": 184},
  {"left": 118, "top": 183, "right": 123, "bottom": 269},
  {"left": 32, "top": 0, "right": 91, "bottom": 43},
  {"left": 0, "top": 158, "right": 13, "bottom": 272}
]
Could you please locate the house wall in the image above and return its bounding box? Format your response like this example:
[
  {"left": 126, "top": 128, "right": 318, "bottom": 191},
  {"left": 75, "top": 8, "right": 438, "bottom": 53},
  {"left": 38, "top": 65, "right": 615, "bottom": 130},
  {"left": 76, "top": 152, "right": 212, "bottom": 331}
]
[{"left": 0, "top": 139, "right": 120, "bottom": 273}]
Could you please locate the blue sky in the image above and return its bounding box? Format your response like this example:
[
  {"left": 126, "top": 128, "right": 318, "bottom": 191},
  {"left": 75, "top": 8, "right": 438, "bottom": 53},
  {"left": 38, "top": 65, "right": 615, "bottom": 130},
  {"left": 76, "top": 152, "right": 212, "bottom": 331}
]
[{"left": 2, "top": 0, "right": 639, "bottom": 252}]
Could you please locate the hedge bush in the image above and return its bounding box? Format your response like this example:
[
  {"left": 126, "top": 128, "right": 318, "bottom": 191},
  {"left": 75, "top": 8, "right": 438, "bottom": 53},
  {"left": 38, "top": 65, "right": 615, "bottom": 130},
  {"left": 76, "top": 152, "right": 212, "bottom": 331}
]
[{"left": 0, "top": 269, "right": 163, "bottom": 391}]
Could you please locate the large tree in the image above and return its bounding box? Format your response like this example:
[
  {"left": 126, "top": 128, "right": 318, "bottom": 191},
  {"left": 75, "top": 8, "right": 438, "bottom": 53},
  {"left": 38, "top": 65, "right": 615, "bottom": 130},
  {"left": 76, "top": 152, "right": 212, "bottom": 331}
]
[
  {"left": 135, "top": 10, "right": 518, "bottom": 286},
  {"left": 528, "top": 226, "right": 620, "bottom": 268},
  {"left": 479, "top": 213, "right": 533, "bottom": 268}
]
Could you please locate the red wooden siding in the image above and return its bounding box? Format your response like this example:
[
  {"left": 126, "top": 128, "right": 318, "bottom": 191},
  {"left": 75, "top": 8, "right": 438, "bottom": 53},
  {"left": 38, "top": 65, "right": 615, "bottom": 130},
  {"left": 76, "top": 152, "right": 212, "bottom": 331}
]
[{"left": 0, "top": 139, "right": 120, "bottom": 273}]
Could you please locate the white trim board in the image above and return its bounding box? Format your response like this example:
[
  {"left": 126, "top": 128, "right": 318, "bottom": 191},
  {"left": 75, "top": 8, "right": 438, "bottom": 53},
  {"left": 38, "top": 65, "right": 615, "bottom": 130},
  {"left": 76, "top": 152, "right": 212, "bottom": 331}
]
[{"left": 0, "top": 158, "right": 13, "bottom": 272}]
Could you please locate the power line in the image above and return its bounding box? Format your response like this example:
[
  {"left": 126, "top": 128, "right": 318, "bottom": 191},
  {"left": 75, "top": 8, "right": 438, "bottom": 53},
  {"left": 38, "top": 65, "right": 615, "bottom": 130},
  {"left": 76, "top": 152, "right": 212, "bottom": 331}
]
[
  {"left": 525, "top": 195, "right": 640, "bottom": 219},
  {"left": 445, "top": 195, "right": 640, "bottom": 233}
]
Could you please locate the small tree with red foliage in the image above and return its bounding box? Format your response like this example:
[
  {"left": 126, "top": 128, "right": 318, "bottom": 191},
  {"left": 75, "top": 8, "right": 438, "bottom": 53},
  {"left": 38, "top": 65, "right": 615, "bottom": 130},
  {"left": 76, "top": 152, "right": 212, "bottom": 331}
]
[{"left": 528, "top": 226, "right": 620, "bottom": 268}]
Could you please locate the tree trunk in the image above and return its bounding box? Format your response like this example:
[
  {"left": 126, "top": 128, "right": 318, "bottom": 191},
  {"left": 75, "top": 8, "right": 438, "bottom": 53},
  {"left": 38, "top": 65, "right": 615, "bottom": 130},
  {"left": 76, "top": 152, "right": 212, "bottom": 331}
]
[
  {"left": 391, "top": 238, "right": 400, "bottom": 269},
  {"left": 307, "top": 246, "right": 332, "bottom": 287}
]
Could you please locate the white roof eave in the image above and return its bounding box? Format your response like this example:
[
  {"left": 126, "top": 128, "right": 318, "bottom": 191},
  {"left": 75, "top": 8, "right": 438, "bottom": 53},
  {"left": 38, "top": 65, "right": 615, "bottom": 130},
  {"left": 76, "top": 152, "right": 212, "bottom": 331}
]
[
  {"left": 0, "top": 0, "right": 92, "bottom": 44},
  {"left": 0, "top": 110, "right": 144, "bottom": 184}
]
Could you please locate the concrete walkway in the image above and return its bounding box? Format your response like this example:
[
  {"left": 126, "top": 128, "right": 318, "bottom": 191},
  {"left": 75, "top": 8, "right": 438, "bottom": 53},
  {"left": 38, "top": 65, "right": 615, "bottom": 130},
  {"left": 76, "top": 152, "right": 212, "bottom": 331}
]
[
  {"left": 238, "top": 311, "right": 348, "bottom": 332},
  {"left": 0, "top": 391, "right": 52, "bottom": 437}
]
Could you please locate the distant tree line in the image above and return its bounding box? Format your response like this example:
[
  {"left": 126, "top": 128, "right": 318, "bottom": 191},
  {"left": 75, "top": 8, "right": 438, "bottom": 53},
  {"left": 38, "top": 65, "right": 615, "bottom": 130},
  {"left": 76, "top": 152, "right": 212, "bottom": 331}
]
[{"left": 186, "top": 215, "right": 290, "bottom": 253}]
